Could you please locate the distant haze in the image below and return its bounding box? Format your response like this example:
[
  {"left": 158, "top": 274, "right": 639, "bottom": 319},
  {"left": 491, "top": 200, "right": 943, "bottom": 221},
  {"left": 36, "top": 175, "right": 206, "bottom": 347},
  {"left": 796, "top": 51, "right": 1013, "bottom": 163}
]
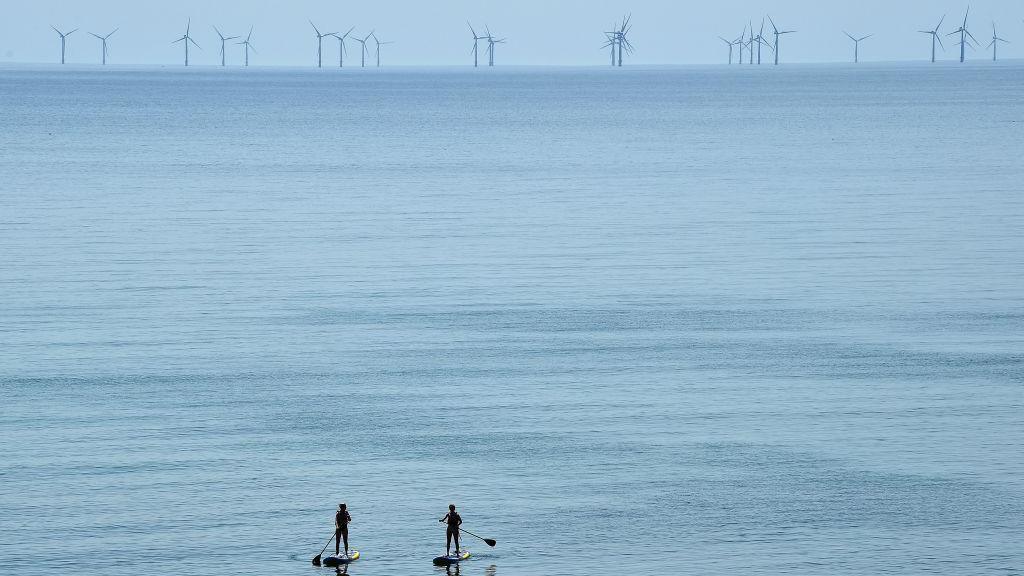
[{"left": 3, "top": 0, "right": 1022, "bottom": 66}]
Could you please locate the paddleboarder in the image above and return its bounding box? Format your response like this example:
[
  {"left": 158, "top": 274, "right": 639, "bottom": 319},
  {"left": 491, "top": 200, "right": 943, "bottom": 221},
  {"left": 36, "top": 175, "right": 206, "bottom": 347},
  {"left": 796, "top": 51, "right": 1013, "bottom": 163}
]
[
  {"left": 335, "top": 503, "right": 352, "bottom": 556},
  {"left": 439, "top": 504, "right": 463, "bottom": 555}
]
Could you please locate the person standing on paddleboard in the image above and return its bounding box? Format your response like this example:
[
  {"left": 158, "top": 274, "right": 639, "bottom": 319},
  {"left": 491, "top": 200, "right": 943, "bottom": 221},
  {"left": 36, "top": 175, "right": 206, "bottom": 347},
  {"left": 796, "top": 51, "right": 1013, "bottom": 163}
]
[
  {"left": 439, "top": 504, "right": 463, "bottom": 555},
  {"left": 335, "top": 503, "right": 352, "bottom": 556}
]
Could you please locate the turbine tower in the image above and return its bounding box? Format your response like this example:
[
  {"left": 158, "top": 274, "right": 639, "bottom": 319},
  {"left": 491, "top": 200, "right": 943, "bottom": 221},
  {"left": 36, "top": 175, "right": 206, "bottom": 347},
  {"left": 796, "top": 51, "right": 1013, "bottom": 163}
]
[
  {"left": 753, "top": 19, "right": 773, "bottom": 65},
  {"left": 51, "top": 27, "right": 77, "bottom": 64},
  {"left": 987, "top": 22, "right": 1009, "bottom": 61},
  {"left": 918, "top": 15, "right": 945, "bottom": 62},
  {"left": 371, "top": 33, "right": 394, "bottom": 67},
  {"left": 844, "top": 31, "right": 872, "bottom": 63},
  {"left": 237, "top": 27, "right": 256, "bottom": 67},
  {"left": 468, "top": 22, "right": 486, "bottom": 67},
  {"left": 330, "top": 27, "right": 356, "bottom": 67},
  {"left": 172, "top": 19, "right": 200, "bottom": 66},
  {"left": 767, "top": 15, "right": 796, "bottom": 65},
  {"left": 749, "top": 20, "right": 757, "bottom": 63},
  {"left": 733, "top": 26, "right": 747, "bottom": 65},
  {"left": 213, "top": 26, "right": 239, "bottom": 66},
  {"left": 309, "top": 21, "right": 336, "bottom": 68},
  {"left": 946, "top": 8, "right": 978, "bottom": 63},
  {"left": 89, "top": 29, "right": 117, "bottom": 65}
]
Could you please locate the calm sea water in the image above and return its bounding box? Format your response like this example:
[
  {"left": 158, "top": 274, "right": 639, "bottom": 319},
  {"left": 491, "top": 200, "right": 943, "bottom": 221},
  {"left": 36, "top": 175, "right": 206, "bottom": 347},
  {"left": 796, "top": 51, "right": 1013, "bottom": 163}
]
[{"left": 1, "top": 63, "right": 1023, "bottom": 576}]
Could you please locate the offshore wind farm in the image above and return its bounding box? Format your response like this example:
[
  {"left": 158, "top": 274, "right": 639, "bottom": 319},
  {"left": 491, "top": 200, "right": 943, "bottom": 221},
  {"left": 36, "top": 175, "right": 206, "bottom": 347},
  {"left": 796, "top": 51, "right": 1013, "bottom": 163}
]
[{"left": 6, "top": 3, "right": 1023, "bottom": 67}]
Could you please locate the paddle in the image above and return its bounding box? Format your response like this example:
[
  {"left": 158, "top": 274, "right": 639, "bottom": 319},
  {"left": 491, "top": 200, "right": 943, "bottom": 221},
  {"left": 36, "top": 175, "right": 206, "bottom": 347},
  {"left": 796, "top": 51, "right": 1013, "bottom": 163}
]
[
  {"left": 459, "top": 527, "right": 497, "bottom": 547},
  {"left": 438, "top": 519, "right": 497, "bottom": 548},
  {"left": 311, "top": 532, "right": 336, "bottom": 566}
]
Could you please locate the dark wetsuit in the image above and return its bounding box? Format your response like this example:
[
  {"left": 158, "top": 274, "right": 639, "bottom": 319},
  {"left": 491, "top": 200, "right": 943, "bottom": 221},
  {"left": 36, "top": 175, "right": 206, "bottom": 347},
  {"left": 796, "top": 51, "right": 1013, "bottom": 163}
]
[
  {"left": 443, "top": 511, "right": 462, "bottom": 553},
  {"left": 335, "top": 510, "right": 351, "bottom": 555}
]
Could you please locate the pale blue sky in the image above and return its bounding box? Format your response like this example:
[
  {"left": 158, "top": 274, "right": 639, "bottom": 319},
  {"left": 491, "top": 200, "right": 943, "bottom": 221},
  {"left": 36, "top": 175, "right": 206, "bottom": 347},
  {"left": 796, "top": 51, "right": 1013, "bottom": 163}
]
[{"left": 3, "top": 0, "right": 1021, "bottom": 66}]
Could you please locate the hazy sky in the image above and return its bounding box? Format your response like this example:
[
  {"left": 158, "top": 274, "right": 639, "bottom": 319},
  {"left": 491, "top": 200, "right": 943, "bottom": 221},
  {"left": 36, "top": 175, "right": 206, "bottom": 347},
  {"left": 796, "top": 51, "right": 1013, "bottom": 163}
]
[{"left": 2, "top": 1, "right": 1021, "bottom": 66}]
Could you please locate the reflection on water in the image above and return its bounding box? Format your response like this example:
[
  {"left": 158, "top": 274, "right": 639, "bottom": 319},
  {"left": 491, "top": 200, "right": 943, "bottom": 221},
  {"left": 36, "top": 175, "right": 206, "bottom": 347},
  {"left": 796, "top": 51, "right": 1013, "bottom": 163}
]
[{"left": 440, "top": 562, "right": 497, "bottom": 575}]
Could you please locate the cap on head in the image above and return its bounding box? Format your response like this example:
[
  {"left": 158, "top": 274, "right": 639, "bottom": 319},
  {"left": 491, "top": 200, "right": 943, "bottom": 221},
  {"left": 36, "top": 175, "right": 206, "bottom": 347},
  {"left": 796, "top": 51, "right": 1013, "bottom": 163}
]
[
  {"left": 449, "top": 504, "right": 456, "bottom": 511},
  {"left": 339, "top": 503, "right": 347, "bottom": 509}
]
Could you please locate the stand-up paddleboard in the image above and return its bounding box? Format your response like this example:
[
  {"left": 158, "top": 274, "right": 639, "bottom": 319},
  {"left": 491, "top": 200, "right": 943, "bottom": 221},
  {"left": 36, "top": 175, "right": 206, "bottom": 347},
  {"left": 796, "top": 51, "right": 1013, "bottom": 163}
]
[
  {"left": 433, "top": 550, "right": 470, "bottom": 566},
  {"left": 323, "top": 550, "right": 360, "bottom": 567}
]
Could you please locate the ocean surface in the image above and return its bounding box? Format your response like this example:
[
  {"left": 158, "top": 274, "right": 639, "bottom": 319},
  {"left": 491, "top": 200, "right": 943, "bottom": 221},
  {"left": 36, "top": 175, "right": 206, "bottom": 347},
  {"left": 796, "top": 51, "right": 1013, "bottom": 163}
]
[{"left": 1, "top": 63, "right": 1023, "bottom": 576}]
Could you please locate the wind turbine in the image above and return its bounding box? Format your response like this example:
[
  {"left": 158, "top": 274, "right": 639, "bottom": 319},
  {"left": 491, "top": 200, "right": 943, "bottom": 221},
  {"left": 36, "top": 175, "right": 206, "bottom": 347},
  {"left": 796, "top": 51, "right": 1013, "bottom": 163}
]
[
  {"left": 213, "top": 26, "right": 239, "bottom": 66},
  {"left": 844, "top": 31, "right": 872, "bottom": 63},
  {"left": 351, "top": 32, "right": 373, "bottom": 67},
  {"left": 946, "top": 8, "right": 978, "bottom": 63},
  {"left": 483, "top": 26, "right": 506, "bottom": 67},
  {"left": 89, "top": 29, "right": 116, "bottom": 65},
  {"left": 767, "top": 15, "right": 796, "bottom": 65},
  {"left": 309, "top": 21, "right": 336, "bottom": 68},
  {"left": 371, "top": 33, "right": 394, "bottom": 67},
  {"left": 987, "top": 22, "right": 1009, "bottom": 61},
  {"left": 918, "top": 15, "right": 945, "bottom": 62},
  {"left": 718, "top": 36, "right": 735, "bottom": 64},
  {"left": 754, "top": 19, "right": 773, "bottom": 65},
  {"left": 51, "top": 26, "right": 77, "bottom": 64},
  {"left": 598, "top": 14, "right": 630, "bottom": 66},
  {"left": 237, "top": 27, "right": 256, "bottom": 67},
  {"left": 172, "top": 19, "right": 200, "bottom": 66},
  {"left": 615, "top": 14, "right": 634, "bottom": 67},
  {"left": 468, "top": 22, "right": 486, "bottom": 67},
  {"left": 735, "top": 24, "right": 747, "bottom": 65},
  {"left": 330, "top": 27, "right": 356, "bottom": 67}
]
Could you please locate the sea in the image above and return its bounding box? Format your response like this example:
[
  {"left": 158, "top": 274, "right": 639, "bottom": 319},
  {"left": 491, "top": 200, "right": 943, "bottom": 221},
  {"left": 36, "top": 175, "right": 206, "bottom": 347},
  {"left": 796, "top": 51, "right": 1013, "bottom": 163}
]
[{"left": 1, "top": 63, "right": 1022, "bottom": 576}]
